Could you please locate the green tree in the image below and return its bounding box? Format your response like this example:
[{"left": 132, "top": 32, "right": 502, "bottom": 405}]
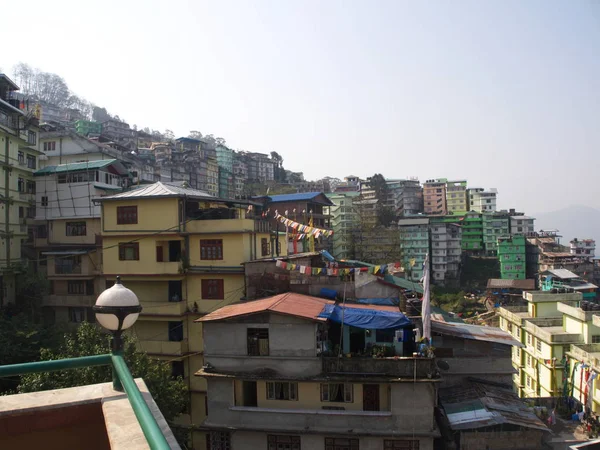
[{"left": 19, "top": 323, "right": 188, "bottom": 424}]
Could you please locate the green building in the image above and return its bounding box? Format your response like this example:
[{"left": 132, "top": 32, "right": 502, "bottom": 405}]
[
  {"left": 482, "top": 212, "right": 510, "bottom": 255},
  {"left": 216, "top": 145, "right": 234, "bottom": 198},
  {"left": 461, "top": 212, "right": 484, "bottom": 252},
  {"left": 325, "top": 192, "right": 360, "bottom": 260},
  {"left": 398, "top": 218, "right": 430, "bottom": 282},
  {"left": 497, "top": 235, "right": 526, "bottom": 279},
  {"left": 75, "top": 120, "right": 102, "bottom": 136}
]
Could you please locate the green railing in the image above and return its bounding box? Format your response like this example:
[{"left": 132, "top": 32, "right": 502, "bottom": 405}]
[{"left": 0, "top": 354, "right": 171, "bottom": 450}]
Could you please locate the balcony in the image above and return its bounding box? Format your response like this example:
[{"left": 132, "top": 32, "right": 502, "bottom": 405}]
[
  {"left": 139, "top": 339, "right": 189, "bottom": 356},
  {"left": 43, "top": 294, "right": 96, "bottom": 307},
  {"left": 497, "top": 306, "right": 529, "bottom": 326},
  {"left": 322, "top": 356, "right": 436, "bottom": 378},
  {"left": 185, "top": 217, "right": 259, "bottom": 234},
  {"left": 523, "top": 318, "right": 582, "bottom": 344},
  {"left": 140, "top": 301, "right": 187, "bottom": 316},
  {"left": 557, "top": 301, "right": 595, "bottom": 322}
]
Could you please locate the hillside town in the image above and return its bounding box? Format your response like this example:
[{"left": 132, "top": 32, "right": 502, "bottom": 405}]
[{"left": 2, "top": 66, "right": 600, "bottom": 450}]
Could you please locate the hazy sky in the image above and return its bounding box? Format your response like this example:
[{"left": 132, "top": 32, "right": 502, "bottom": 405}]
[{"left": 2, "top": 0, "right": 599, "bottom": 214}]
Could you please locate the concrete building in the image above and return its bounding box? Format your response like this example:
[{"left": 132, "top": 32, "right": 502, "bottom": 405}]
[
  {"left": 497, "top": 235, "right": 526, "bottom": 280},
  {"left": 243, "top": 152, "right": 275, "bottom": 182},
  {"left": 197, "top": 293, "right": 439, "bottom": 450},
  {"left": 445, "top": 180, "right": 468, "bottom": 214},
  {"left": 482, "top": 211, "right": 510, "bottom": 255},
  {"left": 101, "top": 119, "right": 136, "bottom": 141},
  {"left": 206, "top": 157, "right": 219, "bottom": 197},
  {"left": 0, "top": 74, "right": 42, "bottom": 304},
  {"left": 570, "top": 238, "right": 596, "bottom": 259},
  {"left": 95, "top": 181, "right": 284, "bottom": 449},
  {"left": 498, "top": 290, "right": 584, "bottom": 398},
  {"left": 398, "top": 218, "right": 430, "bottom": 282},
  {"left": 510, "top": 215, "right": 535, "bottom": 235},
  {"left": 540, "top": 268, "right": 598, "bottom": 300},
  {"left": 429, "top": 220, "right": 462, "bottom": 285},
  {"left": 461, "top": 212, "right": 484, "bottom": 253},
  {"left": 216, "top": 144, "right": 234, "bottom": 198},
  {"left": 325, "top": 191, "right": 359, "bottom": 260},
  {"left": 467, "top": 188, "right": 498, "bottom": 213},
  {"left": 423, "top": 179, "right": 447, "bottom": 215},
  {"left": 333, "top": 175, "right": 361, "bottom": 193},
  {"left": 33, "top": 159, "right": 129, "bottom": 323}
]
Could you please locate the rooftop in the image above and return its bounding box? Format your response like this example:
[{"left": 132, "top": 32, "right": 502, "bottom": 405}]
[
  {"left": 432, "top": 320, "right": 523, "bottom": 347},
  {"left": 0, "top": 74, "right": 19, "bottom": 91},
  {"left": 487, "top": 278, "right": 536, "bottom": 290},
  {"left": 34, "top": 159, "right": 129, "bottom": 177},
  {"left": 543, "top": 268, "right": 580, "bottom": 279},
  {"left": 256, "top": 192, "right": 334, "bottom": 205},
  {"left": 94, "top": 181, "right": 231, "bottom": 202}
]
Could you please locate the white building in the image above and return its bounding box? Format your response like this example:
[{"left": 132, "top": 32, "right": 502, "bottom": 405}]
[
  {"left": 510, "top": 215, "right": 536, "bottom": 235},
  {"left": 430, "top": 223, "right": 462, "bottom": 285},
  {"left": 468, "top": 188, "right": 497, "bottom": 213},
  {"left": 570, "top": 238, "right": 596, "bottom": 259}
]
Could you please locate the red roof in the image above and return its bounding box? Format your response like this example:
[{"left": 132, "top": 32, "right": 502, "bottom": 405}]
[{"left": 197, "top": 293, "right": 335, "bottom": 322}]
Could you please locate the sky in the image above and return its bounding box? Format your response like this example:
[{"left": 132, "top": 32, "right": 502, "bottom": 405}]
[{"left": 1, "top": 0, "right": 599, "bottom": 214}]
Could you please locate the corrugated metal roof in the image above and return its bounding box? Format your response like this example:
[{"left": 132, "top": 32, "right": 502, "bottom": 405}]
[
  {"left": 382, "top": 274, "right": 424, "bottom": 294},
  {"left": 96, "top": 181, "right": 214, "bottom": 201},
  {"left": 34, "top": 159, "right": 126, "bottom": 176},
  {"left": 543, "top": 268, "right": 579, "bottom": 279},
  {"left": 432, "top": 320, "right": 524, "bottom": 347},
  {"left": 487, "top": 278, "right": 536, "bottom": 290},
  {"left": 257, "top": 192, "right": 334, "bottom": 205},
  {"left": 198, "top": 293, "right": 334, "bottom": 322},
  {"left": 440, "top": 381, "right": 549, "bottom": 432},
  {"left": 542, "top": 252, "right": 574, "bottom": 258}
]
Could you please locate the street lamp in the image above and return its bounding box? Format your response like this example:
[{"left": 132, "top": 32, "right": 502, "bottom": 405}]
[{"left": 93, "top": 276, "right": 142, "bottom": 353}]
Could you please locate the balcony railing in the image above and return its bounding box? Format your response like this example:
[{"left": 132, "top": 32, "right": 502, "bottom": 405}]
[
  {"left": 321, "top": 356, "right": 436, "bottom": 378},
  {"left": 140, "top": 301, "right": 187, "bottom": 316},
  {"left": 139, "top": 339, "right": 189, "bottom": 356},
  {"left": 43, "top": 294, "right": 96, "bottom": 307}
]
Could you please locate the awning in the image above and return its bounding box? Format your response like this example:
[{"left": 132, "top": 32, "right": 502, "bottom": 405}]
[
  {"left": 41, "top": 250, "right": 89, "bottom": 255},
  {"left": 318, "top": 304, "right": 410, "bottom": 329}
]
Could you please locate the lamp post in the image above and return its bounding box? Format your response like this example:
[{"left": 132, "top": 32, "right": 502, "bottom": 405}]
[{"left": 93, "top": 276, "right": 142, "bottom": 390}]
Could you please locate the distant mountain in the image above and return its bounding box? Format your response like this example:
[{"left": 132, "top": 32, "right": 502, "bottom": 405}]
[{"left": 533, "top": 205, "right": 600, "bottom": 245}]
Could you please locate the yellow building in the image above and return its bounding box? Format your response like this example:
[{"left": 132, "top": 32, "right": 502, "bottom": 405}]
[
  {"left": 498, "top": 290, "right": 586, "bottom": 398},
  {"left": 96, "top": 181, "right": 285, "bottom": 449},
  {"left": 0, "top": 74, "right": 41, "bottom": 304}
]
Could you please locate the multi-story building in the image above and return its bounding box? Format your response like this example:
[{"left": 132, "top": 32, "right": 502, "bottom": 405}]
[
  {"left": 429, "top": 220, "right": 462, "bottom": 285},
  {"left": 197, "top": 292, "right": 439, "bottom": 450},
  {"left": 498, "top": 289, "right": 584, "bottom": 398},
  {"left": 398, "top": 218, "right": 429, "bottom": 282},
  {"left": 333, "top": 175, "right": 361, "bottom": 193},
  {"left": 96, "top": 181, "right": 283, "bottom": 449},
  {"left": 232, "top": 155, "right": 248, "bottom": 180},
  {"left": 33, "top": 159, "right": 130, "bottom": 323},
  {"left": 101, "top": 119, "right": 136, "bottom": 141},
  {"left": 206, "top": 157, "right": 219, "bottom": 197},
  {"left": 243, "top": 152, "right": 274, "bottom": 182},
  {"left": 497, "top": 235, "right": 526, "bottom": 280},
  {"left": 0, "top": 74, "right": 42, "bottom": 304},
  {"left": 482, "top": 211, "right": 510, "bottom": 255},
  {"left": 326, "top": 192, "right": 359, "bottom": 260},
  {"left": 467, "top": 188, "right": 498, "bottom": 213},
  {"left": 445, "top": 180, "right": 468, "bottom": 214},
  {"left": 384, "top": 179, "right": 423, "bottom": 217},
  {"left": 510, "top": 215, "right": 535, "bottom": 235},
  {"left": 570, "top": 238, "right": 596, "bottom": 259},
  {"left": 539, "top": 268, "right": 598, "bottom": 300},
  {"left": 461, "top": 212, "right": 484, "bottom": 253},
  {"left": 291, "top": 179, "right": 331, "bottom": 194},
  {"left": 423, "top": 179, "right": 447, "bottom": 215},
  {"left": 216, "top": 144, "right": 234, "bottom": 198},
  {"left": 74, "top": 120, "right": 102, "bottom": 137}
]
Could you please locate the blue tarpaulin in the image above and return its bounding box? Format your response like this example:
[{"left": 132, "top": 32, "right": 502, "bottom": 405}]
[
  {"left": 318, "top": 304, "right": 410, "bottom": 329},
  {"left": 357, "top": 298, "right": 399, "bottom": 306},
  {"left": 319, "top": 250, "right": 335, "bottom": 262}
]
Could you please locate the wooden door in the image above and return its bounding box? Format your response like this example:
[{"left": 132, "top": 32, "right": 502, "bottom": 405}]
[{"left": 363, "top": 384, "right": 380, "bottom": 411}]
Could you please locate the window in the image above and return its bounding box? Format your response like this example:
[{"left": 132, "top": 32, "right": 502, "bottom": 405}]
[
  {"left": 28, "top": 130, "right": 36, "bottom": 145},
  {"left": 592, "top": 336, "right": 600, "bottom": 344},
  {"left": 321, "top": 383, "right": 353, "bottom": 403},
  {"left": 507, "top": 322, "right": 513, "bottom": 333},
  {"left": 201, "top": 279, "right": 224, "bottom": 299},
  {"left": 26, "top": 180, "right": 35, "bottom": 194},
  {"left": 43, "top": 141, "right": 56, "bottom": 152},
  {"left": 247, "top": 328, "right": 269, "bottom": 356},
  {"left": 68, "top": 281, "right": 85, "bottom": 295},
  {"left": 66, "top": 221, "right": 86, "bottom": 236},
  {"left": 119, "top": 243, "right": 139, "bottom": 260},
  {"left": 526, "top": 375, "right": 531, "bottom": 388},
  {"left": 325, "top": 438, "right": 359, "bottom": 450},
  {"left": 266, "top": 382, "right": 298, "bottom": 401},
  {"left": 17, "top": 151, "right": 24, "bottom": 164},
  {"left": 261, "top": 237, "right": 270, "bottom": 257},
  {"left": 41, "top": 196, "right": 48, "bottom": 207},
  {"left": 26, "top": 155, "right": 36, "bottom": 169},
  {"left": 200, "top": 239, "right": 223, "bottom": 260},
  {"left": 171, "top": 361, "right": 185, "bottom": 380},
  {"left": 17, "top": 177, "right": 25, "bottom": 192},
  {"left": 384, "top": 440, "right": 419, "bottom": 450},
  {"left": 527, "top": 333, "right": 532, "bottom": 345},
  {"left": 536, "top": 339, "right": 542, "bottom": 352},
  {"left": 375, "top": 329, "right": 395, "bottom": 343},
  {"left": 116, "top": 206, "right": 138, "bottom": 225},
  {"left": 55, "top": 255, "right": 82, "bottom": 274},
  {"left": 208, "top": 431, "right": 231, "bottom": 450},
  {"left": 563, "top": 345, "right": 571, "bottom": 355},
  {"left": 527, "top": 354, "right": 532, "bottom": 367},
  {"left": 69, "top": 307, "right": 86, "bottom": 323},
  {"left": 168, "top": 321, "right": 184, "bottom": 342},
  {"left": 36, "top": 225, "right": 47, "bottom": 239},
  {"left": 268, "top": 435, "right": 301, "bottom": 450}
]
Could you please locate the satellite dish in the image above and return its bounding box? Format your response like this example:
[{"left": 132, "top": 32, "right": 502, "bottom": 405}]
[{"left": 437, "top": 360, "right": 450, "bottom": 371}]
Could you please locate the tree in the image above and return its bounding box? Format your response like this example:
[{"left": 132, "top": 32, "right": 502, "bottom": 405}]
[
  {"left": 92, "top": 106, "right": 112, "bottom": 123},
  {"left": 188, "top": 130, "right": 203, "bottom": 139},
  {"left": 164, "top": 129, "right": 175, "bottom": 141},
  {"left": 19, "top": 323, "right": 188, "bottom": 424},
  {"left": 15, "top": 267, "right": 50, "bottom": 322}
]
